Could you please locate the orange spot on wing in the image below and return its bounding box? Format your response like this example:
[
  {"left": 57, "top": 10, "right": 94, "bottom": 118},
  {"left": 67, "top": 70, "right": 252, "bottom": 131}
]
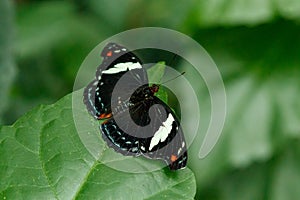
[
  {"left": 106, "top": 51, "right": 112, "bottom": 57},
  {"left": 102, "top": 119, "right": 109, "bottom": 124},
  {"left": 171, "top": 155, "right": 177, "bottom": 162},
  {"left": 98, "top": 113, "right": 112, "bottom": 119}
]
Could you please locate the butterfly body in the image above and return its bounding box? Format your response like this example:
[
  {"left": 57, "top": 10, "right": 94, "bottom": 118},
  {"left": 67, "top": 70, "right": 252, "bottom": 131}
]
[{"left": 83, "top": 43, "right": 187, "bottom": 170}]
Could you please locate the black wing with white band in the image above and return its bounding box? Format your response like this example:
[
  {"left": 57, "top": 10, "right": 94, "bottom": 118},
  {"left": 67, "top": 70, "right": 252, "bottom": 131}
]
[
  {"left": 83, "top": 42, "right": 187, "bottom": 170},
  {"left": 83, "top": 43, "right": 147, "bottom": 119}
]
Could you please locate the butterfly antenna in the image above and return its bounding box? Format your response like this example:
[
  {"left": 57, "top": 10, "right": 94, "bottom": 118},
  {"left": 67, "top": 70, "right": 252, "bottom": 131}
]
[
  {"left": 156, "top": 53, "right": 183, "bottom": 86},
  {"left": 156, "top": 54, "right": 179, "bottom": 84},
  {"left": 159, "top": 71, "right": 186, "bottom": 85}
]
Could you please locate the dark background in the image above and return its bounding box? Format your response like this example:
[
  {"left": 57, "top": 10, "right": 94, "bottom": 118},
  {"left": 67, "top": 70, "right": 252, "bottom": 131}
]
[{"left": 1, "top": 0, "right": 300, "bottom": 199}]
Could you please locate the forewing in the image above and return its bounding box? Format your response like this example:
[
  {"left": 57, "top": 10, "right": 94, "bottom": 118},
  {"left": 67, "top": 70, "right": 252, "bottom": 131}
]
[{"left": 83, "top": 43, "right": 148, "bottom": 119}]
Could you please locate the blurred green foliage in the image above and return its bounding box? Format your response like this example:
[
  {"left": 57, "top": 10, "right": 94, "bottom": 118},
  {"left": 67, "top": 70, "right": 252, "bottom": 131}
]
[
  {"left": 0, "top": 0, "right": 300, "bottom": 199},
  {"left": 0, "top": 0, "right": 16, "bottom": 123}
]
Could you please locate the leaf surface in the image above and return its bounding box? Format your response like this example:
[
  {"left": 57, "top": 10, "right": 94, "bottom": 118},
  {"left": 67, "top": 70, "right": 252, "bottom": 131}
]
[{"left": 0, "top": 64, "right": 196, "bottom": 199}]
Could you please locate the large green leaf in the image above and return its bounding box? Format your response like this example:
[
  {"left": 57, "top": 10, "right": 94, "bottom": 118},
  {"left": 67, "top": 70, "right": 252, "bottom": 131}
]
[
  {"left": 0, "top": 91, "right": 196, "bottom": 199},
  {"left": 0, "top": 64, "right": 196, "bottom": 199}
]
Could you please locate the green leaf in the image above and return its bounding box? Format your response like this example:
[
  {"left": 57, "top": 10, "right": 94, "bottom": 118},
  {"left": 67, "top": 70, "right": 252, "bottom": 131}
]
[
  {"left": 198, "top": 162, "right": 268, "bottom": 200},
  {"left": 271, "top": 74, "right": 300, "bottom": 137},
  {"left": 227, "top": 78, "right": 273, "bottom": 167},
  {"left": 87, "top": 0, "right": 131, "bottom": 29},
  {"left": 270, "top": 141, "right": 300, "bottom": 200},
  {"left": 276, "top": 0, "right": 300, "bottom": 20},
  {"left": 147, "top": 61, "right": 166, "bottom": 83},
  {"left": 16, "top": 1, "right": 104, "bottom": 58},
  {"left": 193, "top": 0, "right": 300, "bottom": 27},
  {"left": 0, "top": 74, "right": 196, "bottom": 199},
  {"left": 0, "top": 0, "right": 16, "bottom": 124},
  {"left": 196, "top": 0, "right": 274, "bottom": 26},
  {"left": 16, "top": 1, "right": 75, "bottom": 58}
]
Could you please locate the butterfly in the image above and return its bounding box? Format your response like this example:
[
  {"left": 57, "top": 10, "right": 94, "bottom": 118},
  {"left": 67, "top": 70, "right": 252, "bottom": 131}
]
[{"left": 83, "top": 42, "right": 187, "bottom": 170}]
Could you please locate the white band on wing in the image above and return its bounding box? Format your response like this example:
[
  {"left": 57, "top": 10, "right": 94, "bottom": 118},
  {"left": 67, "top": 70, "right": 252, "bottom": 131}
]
[
  {"left": 149, "top": 114, "right": 175, "bottom": 151},
  {"left": 102, "top": 62, "right": 142, "bottom": 74}
]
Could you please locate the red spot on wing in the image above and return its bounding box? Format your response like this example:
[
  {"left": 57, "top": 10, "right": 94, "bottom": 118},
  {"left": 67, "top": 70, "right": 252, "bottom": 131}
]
[
  {"left": 171, "top": 154, "right": 177, "bottom": 162},
  {"left": 102, "top": 119, "right": 109, "bottom": 124},
  {"left": 106, "top": 51, "right": 112, "bottom": 57},
  {"left": 98, "top": 113, "right": 112, "bottom": 119}
]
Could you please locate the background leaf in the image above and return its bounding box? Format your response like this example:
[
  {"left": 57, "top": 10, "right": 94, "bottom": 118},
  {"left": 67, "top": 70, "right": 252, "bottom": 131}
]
[
  {"left": 270, "top": 141, "right": 300, "bottom": 200},
  {"left": 181, "top": 19, "right": 300, "bottom": 198},
  {"left": 0, "top": 0, "right": 16, "bottom": 124}
]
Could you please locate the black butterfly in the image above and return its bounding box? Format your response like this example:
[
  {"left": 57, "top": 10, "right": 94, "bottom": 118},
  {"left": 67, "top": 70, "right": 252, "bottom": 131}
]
[{"left": 83, "top": 43, "right": 187, "bottom": 170}]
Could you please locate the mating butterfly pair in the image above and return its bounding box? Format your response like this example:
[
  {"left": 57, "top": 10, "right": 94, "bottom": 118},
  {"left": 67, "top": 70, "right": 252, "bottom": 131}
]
[{"left": 83, "top": 43, "right": 187, "bottom": 170}]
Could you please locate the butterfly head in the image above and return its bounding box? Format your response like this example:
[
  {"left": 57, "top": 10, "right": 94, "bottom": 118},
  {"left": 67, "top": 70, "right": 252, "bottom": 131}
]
[
  {"left": 150, "top": 84, "right": 160, "bottom": 94},
  {"left": 138, "top": 84, "right": 159, "bottom": 100}
]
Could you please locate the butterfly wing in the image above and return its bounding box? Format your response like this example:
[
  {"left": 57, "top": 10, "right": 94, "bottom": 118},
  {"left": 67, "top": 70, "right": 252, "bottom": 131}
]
[
  {"left": 83, "top": 43, "right": 148, "bottom": 119},
  {"left": 100, "top": 95, "right": 188, "bottom": 170},
  {"left": 139, "top": 97, "right": 188, "bottom": 170},
  {"left": 84, "top": 43, "right": 187, "bottom": 170},
  {"left": 101, "top": 117, "right": 141, "bottom": 156}
]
